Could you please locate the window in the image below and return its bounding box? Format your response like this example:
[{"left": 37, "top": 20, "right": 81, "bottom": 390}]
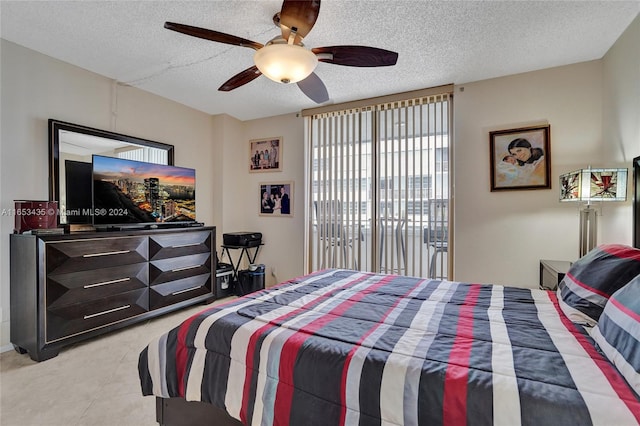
[
  {"left": 435, "top": 147, "right": 449, "bottom": 172},
  {"left": 117, "top": 146, "right": 168, "bottom": 164},
  {"left": 306, "top": 90, "right": 452, "bottom": 278}
]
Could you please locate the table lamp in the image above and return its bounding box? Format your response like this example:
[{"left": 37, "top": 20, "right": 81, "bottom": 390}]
[{"left": 559, "top": 167, "right": 627, "bottom": 257}]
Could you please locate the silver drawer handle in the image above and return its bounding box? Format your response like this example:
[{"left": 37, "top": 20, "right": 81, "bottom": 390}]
[
  {"left": 84, "top": 277, "right": 130, "bottom": 289},
  {"left": 172, "top": 286, "right": 200, "bottom": 296},
  {"left": 83, "top": 250, "right": 130, "bottom": 258},
  {"left": 171, "top": 243, "right": 200, "bottom": 248},
  {"left": 84, "top": 305, "right": 130, "bottom": 319},
  {"left": 171, "top": 265, "right": 200, "bottom": 272}
]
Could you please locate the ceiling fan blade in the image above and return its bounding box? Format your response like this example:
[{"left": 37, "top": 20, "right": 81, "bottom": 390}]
[
  {"left": 279, "top": 0, "right": 321, "bottom": 43},
  {"left": 312, "top": 46, "right": 398, "bottom": 67},
  {"left": 297, "top": 72, "right": 329, "bottom": 104},
  {"left": 164, "top": 22, "right": 263, "bottom": 50},
  {"left": 218, "top": 66, "right": 262, "bottom": 91}
]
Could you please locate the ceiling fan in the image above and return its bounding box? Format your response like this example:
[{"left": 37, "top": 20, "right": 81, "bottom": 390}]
[{"left": 164, "top": 0, "right": 398, "bottom": 104}]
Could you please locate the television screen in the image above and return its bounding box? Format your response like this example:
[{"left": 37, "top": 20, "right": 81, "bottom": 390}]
[{"left": 92, "top": 155, "right": 196, "bottom": 226}]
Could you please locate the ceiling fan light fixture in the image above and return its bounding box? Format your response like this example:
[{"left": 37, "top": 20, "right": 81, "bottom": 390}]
[{"left": 254, "top": 41, "right": 318, "bottom": 84}]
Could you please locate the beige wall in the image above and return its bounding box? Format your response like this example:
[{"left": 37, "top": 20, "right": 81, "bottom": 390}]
[
  {"left": 600, "top": 14, "right": 640, "bottom": 243},
  {"left": 452, "top": 14, "right": 640, "bottom": 286},
  {"left": 212, "top": 113, "right": 243, "bottom": 247},
  {"left": 208, "top": 112, "right": 305, "bottom": 286},
  {"left": 217, "top": 113, "right": 305, "bottom": 287},
  {"left": 0, "top": 40, "right": 216, "bottom": 349},
  {"left": 453, "top": 61, "right": 604, "bottom": 287}
]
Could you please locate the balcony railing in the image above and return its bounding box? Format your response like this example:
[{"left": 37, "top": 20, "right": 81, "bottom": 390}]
[{"left": 310, "top": 221, "right": 448, "bottom": 279}]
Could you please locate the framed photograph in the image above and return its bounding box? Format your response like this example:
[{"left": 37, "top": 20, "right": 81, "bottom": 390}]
[
  {"left": 249, "top": 137, "right": 282, "bottom": 172},
  {"left": 259, "top": 181, "right": 293, "bottom": 217},
  {"left": 489, "top": 125, "right": 551, "bottom": 191}
]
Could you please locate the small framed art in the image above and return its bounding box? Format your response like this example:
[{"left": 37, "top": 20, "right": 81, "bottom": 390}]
[
  {"left": 489, "top": 125, "right": 551, "bottom": 191},
  {"left": 249, "top": 137, "right": 281, "bottom": 172},
  {"left": 259, "top": 181, "right": 293, "bottom": 217}
]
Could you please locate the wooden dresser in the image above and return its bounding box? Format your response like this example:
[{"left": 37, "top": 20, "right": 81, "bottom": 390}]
[{"left": 10, "top": 227, "right": 215, "bottom": 361}]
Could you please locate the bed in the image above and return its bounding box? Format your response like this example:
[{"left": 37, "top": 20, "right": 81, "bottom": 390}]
[{"left": 139, "top": 246, "right": 640, "bottom": 426}]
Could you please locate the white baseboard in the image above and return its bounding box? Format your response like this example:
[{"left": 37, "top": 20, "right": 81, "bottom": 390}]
[{"left": 1, "top": 318, "right": 13, "bottom": 353}]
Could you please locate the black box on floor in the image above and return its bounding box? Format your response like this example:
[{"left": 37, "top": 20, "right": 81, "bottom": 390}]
[
  {"left": 215, "top": 262, "right": 234, "bottom": 298},
  {"left": 236, "top": 265, "right": 265, "bottom": 296}
]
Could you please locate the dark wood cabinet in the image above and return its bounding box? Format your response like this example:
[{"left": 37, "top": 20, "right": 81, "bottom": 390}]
[{"left": 10, "top": 227, "right": 215, "bottom": 361}]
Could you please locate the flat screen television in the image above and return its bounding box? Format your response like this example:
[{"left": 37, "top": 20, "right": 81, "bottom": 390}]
[{"left": 92, "top": 155, "right": 196, "bottom": 227}]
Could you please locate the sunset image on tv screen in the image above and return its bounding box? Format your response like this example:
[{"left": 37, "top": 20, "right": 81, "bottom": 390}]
[{"left": 92, "top": 155, "right": 195, "bottom": 224}]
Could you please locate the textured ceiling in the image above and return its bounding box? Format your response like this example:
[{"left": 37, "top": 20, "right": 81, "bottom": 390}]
[{"left": 1, "top": 1, "right": 639, "bottom": 121}]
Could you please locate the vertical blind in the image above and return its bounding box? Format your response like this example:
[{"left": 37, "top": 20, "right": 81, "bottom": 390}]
[
  {"left": 117, "top": 146, "right": 168, "bottom": 164},
  {"left": 306, "top": 90, "right": 452, "bottom": 279}
]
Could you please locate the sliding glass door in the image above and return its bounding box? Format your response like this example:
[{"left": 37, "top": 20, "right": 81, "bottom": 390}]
[{"left": 306, "top": 91, "right": 452, "bottom": 278}]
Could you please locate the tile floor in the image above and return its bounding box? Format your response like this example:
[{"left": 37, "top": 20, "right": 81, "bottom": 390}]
[{"left": 0, "top": 299, "right": 229, "bottom": 426}]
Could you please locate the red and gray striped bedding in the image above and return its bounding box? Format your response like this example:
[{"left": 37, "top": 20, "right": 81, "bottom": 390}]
[{"left": 138, "top": 269, "right": 640, "bottom": 425}]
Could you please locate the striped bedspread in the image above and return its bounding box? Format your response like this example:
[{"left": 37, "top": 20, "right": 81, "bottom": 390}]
[{"left": 138, "top": 269, "right": 640, "bottom": 425}]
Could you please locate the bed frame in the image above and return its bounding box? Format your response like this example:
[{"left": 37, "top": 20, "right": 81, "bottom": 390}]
[{"left": 156, "top": 397, "right": 243, "bottom": 426}]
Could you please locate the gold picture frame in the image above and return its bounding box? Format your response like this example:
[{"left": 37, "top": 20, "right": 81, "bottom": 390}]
[{"left": 249, "top": 137, "right": 282, "bottom": 172}]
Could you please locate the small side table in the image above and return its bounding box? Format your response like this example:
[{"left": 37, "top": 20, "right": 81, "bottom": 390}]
[
  {"left": 220, "top": 244, "right": 263, "bottom": 283},
  {"left": 539, "top": 259, "right": 573, "bottom": 290}
]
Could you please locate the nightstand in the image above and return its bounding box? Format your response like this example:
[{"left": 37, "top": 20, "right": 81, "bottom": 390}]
[{"left": 539, "top": 259, "right": 573, "bottom": 291}]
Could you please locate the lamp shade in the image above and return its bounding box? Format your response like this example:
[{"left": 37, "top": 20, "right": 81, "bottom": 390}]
[
  {"left": 560, "top": 168, "right": 628, "bottom": 202},
  {"left": 254, "top": 42, "right": 318, "bottom": 84}
]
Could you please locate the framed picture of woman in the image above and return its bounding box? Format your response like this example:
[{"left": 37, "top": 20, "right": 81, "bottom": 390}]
[
  {"left": 489, "top": 125, "right": 551, "bottom": 191},
  {"left": 259, "top": 181, "right": 293, "bottom": 217},
  {"left": 249, "top": 137, "right": 282, "bottom": 172}
]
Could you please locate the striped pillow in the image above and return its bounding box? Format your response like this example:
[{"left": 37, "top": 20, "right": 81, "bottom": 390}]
[
  {"left": 591, "top": 276, "right": 640, "bottom": 394},
  {"left": 557, "top": 244, "right": 640, "bottom": 326}
]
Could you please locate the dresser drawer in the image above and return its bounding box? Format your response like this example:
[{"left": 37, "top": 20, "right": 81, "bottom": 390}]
[
  {"left": 46, "top": 237, "right": 148, "bottom": 274},
  {"left": 149, "top": 252, "right": 211, "bottom": 285},
  {"left": 149, "top": 231, "right": 211, "bottom": 260},
  {"left": 46, "top": 288, "right": 149, "bottom": 342},
  {"left": 47, "top": 263, "right": 148, "bottom": 308},
  {"left": 149, "top": 274, "right": 212, "bottom": 310}
]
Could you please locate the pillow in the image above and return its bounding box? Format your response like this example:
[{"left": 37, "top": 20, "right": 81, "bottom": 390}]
[
  {"left": 557, "top": 244, "right": 640, "bottom": 326},
  {"left": 591, "top": 275, "right": 640, "bottom": 394}
]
